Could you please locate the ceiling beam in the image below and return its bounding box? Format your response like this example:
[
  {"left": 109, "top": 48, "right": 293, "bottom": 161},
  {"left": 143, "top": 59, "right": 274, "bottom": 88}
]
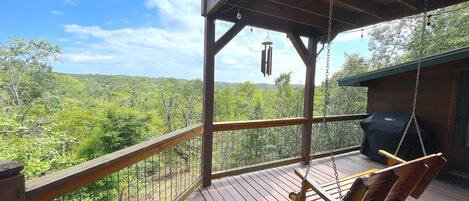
[
  {"left": 332, "top": 0, "right": 384, "bottom": 19},
  {"left": 214, "top": 8, "right": 322, "bottom": 38},
  {"left": 226, "top": 0, "right": 333, "bottom": 31},
  {"left": 267, "top": 0, "right": 357, "bottom": 27},
  {"left": 394, "top": 0, "right": 418, "bottom": 11}
]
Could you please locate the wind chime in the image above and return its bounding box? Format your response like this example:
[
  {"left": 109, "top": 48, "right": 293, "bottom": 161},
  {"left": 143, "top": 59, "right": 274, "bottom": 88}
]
[{"left": 261, "top": 33, "right": 273, "bottom": 77}]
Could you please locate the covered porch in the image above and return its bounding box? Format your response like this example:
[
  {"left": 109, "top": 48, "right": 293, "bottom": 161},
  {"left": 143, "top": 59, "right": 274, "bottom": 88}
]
[{"left": 1, "top": 0, "right": 468, "bottom": 201}]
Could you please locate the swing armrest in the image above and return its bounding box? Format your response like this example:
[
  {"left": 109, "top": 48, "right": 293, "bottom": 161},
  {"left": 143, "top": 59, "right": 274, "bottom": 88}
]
[
  {"left": 378, "top": 150, "right": 406, "bottom": 166},
  {"left": 294, "top": 169, "right": 338, "bottom": 201}
]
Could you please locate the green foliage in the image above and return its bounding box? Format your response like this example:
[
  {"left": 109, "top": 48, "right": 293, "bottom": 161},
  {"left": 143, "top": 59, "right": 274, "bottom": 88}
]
[
  {"left": 0, "top": 38, "right": 369, "bottom": 180},
  {"left": 368, "top": 2, "right": 469, "bottom": 69},
  {"left": 78, "top": 109, "right": 151, "bottom": 160}
]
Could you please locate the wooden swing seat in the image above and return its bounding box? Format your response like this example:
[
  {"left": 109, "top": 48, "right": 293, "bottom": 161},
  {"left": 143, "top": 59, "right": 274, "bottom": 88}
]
[{"left": 289, "top": 150, "right": 447, "bottom": 201}]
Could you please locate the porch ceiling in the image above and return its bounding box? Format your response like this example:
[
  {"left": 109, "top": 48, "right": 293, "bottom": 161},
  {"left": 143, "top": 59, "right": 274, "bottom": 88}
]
[{"left": 202, "top": 0, "right": 467, "bottom": 37}]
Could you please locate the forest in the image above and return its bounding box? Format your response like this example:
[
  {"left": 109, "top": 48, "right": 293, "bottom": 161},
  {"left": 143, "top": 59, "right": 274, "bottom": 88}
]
[{"left": 0, "top": 2, "right": 467, "bottom": 184}]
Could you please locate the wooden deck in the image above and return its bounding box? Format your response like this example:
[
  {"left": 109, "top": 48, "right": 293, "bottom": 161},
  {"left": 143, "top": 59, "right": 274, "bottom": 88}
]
[{"left": 187, "top": 151, "right": 469, "bottom": 201}]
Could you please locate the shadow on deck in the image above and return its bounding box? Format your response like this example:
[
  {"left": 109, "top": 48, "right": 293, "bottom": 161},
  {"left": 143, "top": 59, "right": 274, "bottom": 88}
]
[{"left": 187, "top": 151, "right": 469, "bottom": 201}]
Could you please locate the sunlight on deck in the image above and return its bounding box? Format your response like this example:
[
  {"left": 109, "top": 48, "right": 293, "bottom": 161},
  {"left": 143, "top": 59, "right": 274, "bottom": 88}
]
[{"left": 187, "top": 152, "right": 469, "bottom": 201}]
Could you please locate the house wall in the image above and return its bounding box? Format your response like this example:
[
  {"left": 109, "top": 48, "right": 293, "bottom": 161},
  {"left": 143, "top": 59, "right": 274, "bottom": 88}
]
[{"left": 365, "top": 59, "right": 469, "bottom": 163}]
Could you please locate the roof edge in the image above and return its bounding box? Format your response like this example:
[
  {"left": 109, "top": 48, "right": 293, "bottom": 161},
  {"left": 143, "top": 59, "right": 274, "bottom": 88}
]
[{"left": 338, "top": 46, "right": 469, "bottom": 87}]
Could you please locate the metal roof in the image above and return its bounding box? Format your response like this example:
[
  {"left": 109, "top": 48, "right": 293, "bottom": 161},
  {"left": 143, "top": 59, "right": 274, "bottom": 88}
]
[{"left": 338, "top": 46, "right": 469, "bottom": 87}]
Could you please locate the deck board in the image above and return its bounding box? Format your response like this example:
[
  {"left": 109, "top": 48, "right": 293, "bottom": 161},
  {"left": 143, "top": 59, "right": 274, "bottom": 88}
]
[{"left": 188, "top": 151, "right": 469, "bottom": 201}]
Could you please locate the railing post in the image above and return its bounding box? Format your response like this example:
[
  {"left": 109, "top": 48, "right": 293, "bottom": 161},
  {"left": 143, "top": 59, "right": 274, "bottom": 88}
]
[
  {"left": 0, "top": 160, "right": 25, "bottom": 201},
  {"left": 202, "top": 16, "right": 215, "bottom": 187}
]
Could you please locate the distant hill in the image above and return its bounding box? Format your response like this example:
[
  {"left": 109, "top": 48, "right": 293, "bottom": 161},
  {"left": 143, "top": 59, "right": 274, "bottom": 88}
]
[{"left": 55, "top": 72, "right": 288, "bottom": 89}]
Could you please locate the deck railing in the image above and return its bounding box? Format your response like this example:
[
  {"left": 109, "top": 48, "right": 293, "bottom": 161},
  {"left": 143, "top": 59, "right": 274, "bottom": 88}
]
[
  {"left": 0, "top": 114, "right": 370, "bottom": 201},
  {"left": 211, "top": 114, "right": 369, "bottom": 179},
  {"left": 24, "top": 124, "right": 203, "bottom": 201}
]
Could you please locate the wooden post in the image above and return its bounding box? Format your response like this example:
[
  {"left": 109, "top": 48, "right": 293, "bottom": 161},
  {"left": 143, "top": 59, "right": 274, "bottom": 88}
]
[
  {"left": 0, "top": 160, "right": 25, "bottom": 201},
  {"left": 201, "top": 18, "right": 244, "bottom": 187},
  {"left": 301, "top": 38, "right": 318, "bottom": 165},
  {"left": 202, "top": 16, "right": 216, "bottom": 187},
  {"left": 288, "top": 33, "right": 318, "bottom": 165}
]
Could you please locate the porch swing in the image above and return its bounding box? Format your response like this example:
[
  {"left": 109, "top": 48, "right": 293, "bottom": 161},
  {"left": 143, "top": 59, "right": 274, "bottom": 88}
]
[{"left": 289, "top": 0, "right": 447, "bottom": 201}]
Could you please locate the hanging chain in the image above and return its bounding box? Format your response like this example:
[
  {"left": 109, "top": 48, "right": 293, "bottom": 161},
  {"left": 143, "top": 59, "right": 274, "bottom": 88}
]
[
  {"left": 324, "top": 0, "right": 344, "bottom": 199},
  {"left": 301, "top": 0, "right": 344, "bottom": 200},
  {"left": 394, "top": 0, "right": 429, "bottom": 156}
]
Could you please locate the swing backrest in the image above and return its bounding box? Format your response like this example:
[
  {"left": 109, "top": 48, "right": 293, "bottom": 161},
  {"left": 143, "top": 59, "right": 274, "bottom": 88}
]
[{"left": 344, "top": 153, "right": 446, "bottom": 201}]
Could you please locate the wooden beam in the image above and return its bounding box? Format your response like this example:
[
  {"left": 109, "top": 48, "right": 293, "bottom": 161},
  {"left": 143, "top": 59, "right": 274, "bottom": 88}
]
[
  {"left": 333, "top": 0, "right": 383, "bottom": 19},
  {"left": 213, "top": 21, "right": 246, "bottom": 55},
  {"left": 25, "top": 124, "right": 203, "bottom": 201},
  {"left": 213, "top": 117, "right": 307, "bottom": 132},
  {"left": 287, "top": 33, "right": 316, "bottom": 68},
  {"left": 226, "top": 0, "right": 330, "bottom": 30},
  {"left": 301, "top": 38, "right": 318, "bottom": 165},
  {"left": 202, "top": 16, "right": 216, "bottom": 187},
  {"left": 215, "top": 8, "right": 321, "bottom": 37},
  {"left": 202, "top": 0, "right": 227, "bottom": 16},
  {"left": 395, "top": 0, "right": 418, "bottom": 11},
  {"left": 267, "top": 0, "right": 356, "bottom": 26}
]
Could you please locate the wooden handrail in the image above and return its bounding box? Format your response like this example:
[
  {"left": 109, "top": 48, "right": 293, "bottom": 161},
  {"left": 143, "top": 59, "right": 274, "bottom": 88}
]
[
  {"left": 312, "top": 114, "right": 371, "bottom": 123},
  {"left": 25, "top": 123, "right": 204, "bottom": 201},
  {"left": 213, "top": 114, "right": 370, "bottom": 132},
  {"left": 213, "top": 117, "right": 307, "bottom": 131}
]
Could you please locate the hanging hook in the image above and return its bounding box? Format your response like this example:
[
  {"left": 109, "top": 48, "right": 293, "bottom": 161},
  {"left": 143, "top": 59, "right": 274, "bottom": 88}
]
[
  {"left": 426, "top": 15, "right": 432, "bottom": 27},
  {"left": 360, "top": 29, "right": 364, "bottom": 41},
  {"left": 236, "top": 9, "right": 242, "bottom": 20}
]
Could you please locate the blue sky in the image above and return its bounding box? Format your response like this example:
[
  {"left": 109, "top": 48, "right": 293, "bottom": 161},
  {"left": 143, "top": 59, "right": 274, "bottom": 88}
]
[{"left": 0, "top": 0, "right": 371, "bottom": 85}]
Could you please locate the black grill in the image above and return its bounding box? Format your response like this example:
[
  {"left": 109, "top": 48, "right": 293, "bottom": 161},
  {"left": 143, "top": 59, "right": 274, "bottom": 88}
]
[{"left": 360, "top": 112, "right": 433, "bottom": 164}]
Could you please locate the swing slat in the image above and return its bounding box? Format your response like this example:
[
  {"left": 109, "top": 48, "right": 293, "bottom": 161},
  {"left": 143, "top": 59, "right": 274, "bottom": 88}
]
[{"left": 290, "top": 151, "right": 446, "bottom": 201}]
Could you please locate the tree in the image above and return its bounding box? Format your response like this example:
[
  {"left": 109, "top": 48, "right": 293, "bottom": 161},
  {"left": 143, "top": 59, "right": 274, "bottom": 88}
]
[
  {"left": 368, "top": 2, "right": 469, "bottom": 69},
  {"left": 78, "top": 109, "right": 151, "bottom": 159},
  {"left": 0, "top": 38, "right": 60, "bottom": 110}
]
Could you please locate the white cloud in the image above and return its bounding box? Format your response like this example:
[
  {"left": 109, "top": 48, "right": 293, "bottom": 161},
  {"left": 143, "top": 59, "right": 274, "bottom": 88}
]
[
  {"left": 59, "top": 0, "right": 362, "bottom": 84},
  {"left": 50, "top": 10, "right": 64, "bottom": 15},
  {"left": 62, "top": 53, "right": 115, "bottom": 62}
]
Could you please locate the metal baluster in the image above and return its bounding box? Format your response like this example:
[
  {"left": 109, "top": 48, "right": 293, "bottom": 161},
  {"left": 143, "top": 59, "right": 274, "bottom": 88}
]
[
  {"left": 184, "top": 140, "right": 191, "bottom": 188},
  {"left": 197, "top": 138, "right": 200, "bottom": 179},
  {"left": 105, "top": 176, "right": 109, "bottom": 200},
  {"left": 93, "top": 181, "right": 97, "bottom": 201},
  {"left": 178, "top": 146, "right": 181, "bottom": 196},
  {"left": 159, "top": 153, "right": 162, "bottom": 201},
  {"left": 127, "top": 166, "right": 131, "bottom": 201},
  {"left": 165, "top": 150, "right": 168, "bottom": 201},
  {"left": 78, "top": 188, "right": 82, "bottom": 201},
  {"left": 117, "top": 170, "right": 121, "bottom": 200},
  {"left": 220, "top": 132, "right": 225, "bottom": 170},
  {"left": 136, "top": 162, "right": 140, "bottom": 200},
  {"left": 175, "top": 148, "right": 178, "bottom": 199},
  {"left": 144, "top": 159, "right": 148, "bottom": 200},
  {"left": 152, "top": 155, "right": 155, "bottom": 201},
  {"left": 188, "top": 138, "right": 195, "bottom": 184},
  {"left": 170, "top": 149, "right": 173, "bottom": 200}
]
